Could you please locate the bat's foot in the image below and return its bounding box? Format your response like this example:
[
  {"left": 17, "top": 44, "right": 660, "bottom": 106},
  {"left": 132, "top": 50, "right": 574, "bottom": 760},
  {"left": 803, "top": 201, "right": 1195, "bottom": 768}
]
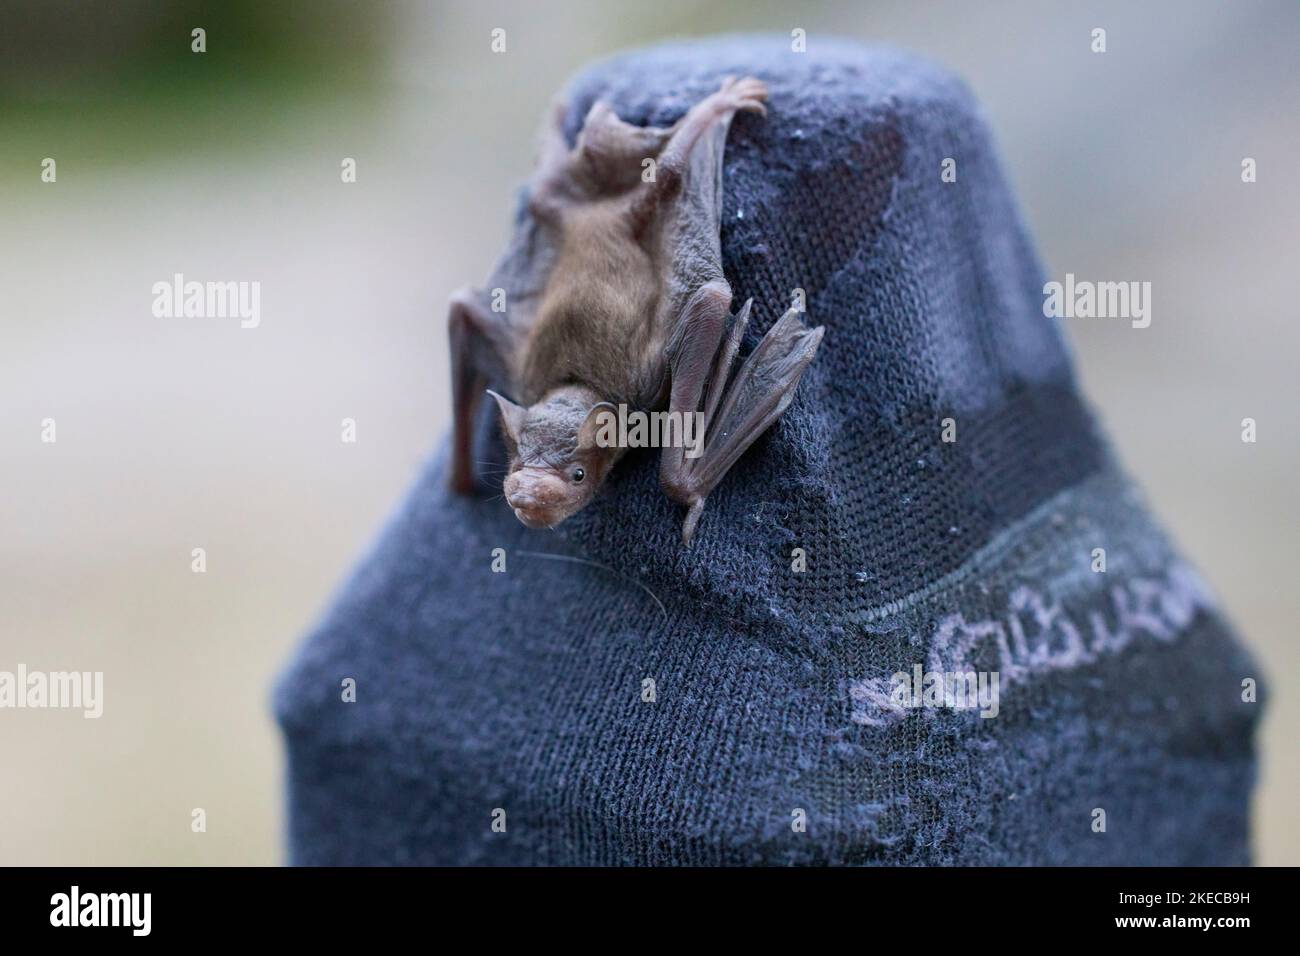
[{"left": 716, "top": 75, "right": 769, "bottom": 116}]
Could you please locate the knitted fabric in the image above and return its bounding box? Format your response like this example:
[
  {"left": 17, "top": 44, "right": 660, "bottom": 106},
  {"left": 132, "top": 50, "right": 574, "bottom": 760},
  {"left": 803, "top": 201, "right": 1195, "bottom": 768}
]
[{"left": 274, "top": 36, "right": 1262, "bottom": 865}]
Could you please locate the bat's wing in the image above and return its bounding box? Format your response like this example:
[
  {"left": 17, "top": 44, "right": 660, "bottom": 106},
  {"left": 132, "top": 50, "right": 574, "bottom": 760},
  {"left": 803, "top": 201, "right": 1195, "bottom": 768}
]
[
  {"left": 696, "top": 307, "right": 824, "bottom": 491},
  {"left": 659, "top": 98, "right": 732, "bottom": 328},
  {"left": 447, "top": 287, "right": 516, "bottom": 493},
  {"left": 644, "top": 78, "right": 822, "bottom": 543},
  {"left": 663, "top": 304, "right": 823, "bottom": 543}
]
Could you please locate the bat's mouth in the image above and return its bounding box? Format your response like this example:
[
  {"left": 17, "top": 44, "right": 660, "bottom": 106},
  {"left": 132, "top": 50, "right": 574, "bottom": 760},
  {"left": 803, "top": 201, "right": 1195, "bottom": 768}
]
[{"left": 511, "top": 506, "right": 563, "bottom": 530}]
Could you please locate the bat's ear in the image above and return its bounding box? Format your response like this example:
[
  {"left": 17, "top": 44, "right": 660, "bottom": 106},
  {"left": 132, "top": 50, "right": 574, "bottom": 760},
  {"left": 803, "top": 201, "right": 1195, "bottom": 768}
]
[
  {"left": 578, "top": 402, "right": 618, "bottom": 451},
  {"left": 486, "top": 389, "right": 527, "bottom": 444}
]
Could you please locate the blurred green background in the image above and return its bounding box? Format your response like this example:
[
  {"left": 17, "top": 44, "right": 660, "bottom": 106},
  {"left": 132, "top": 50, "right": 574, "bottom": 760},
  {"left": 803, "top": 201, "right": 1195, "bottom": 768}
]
[{"left": 1, "top": 0, "right": 1295, "bottom": 865}]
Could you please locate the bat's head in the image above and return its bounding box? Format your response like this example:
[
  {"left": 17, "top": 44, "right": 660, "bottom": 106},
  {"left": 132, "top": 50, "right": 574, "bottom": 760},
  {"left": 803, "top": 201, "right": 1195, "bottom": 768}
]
[{"left": 489, "top": 387, "right": 621, "bottom": 530}]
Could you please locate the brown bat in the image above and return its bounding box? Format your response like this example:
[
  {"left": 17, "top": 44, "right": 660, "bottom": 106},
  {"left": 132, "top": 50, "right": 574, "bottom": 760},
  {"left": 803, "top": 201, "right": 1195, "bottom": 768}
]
[{"left": 446, "top": 76, "right": 823, "bottom": 545}]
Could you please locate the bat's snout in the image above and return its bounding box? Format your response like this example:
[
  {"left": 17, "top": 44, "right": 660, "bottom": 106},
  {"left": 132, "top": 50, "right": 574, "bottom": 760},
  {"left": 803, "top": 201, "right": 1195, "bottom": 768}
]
[{"left": 503, "top": 469, "right": 572, "bottom": 529}]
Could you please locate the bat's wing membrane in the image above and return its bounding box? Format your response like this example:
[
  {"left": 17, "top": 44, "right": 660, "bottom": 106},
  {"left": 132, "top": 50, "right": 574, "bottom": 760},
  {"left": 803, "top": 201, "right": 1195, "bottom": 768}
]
[{"left": 693, "top": 306, "right": 824, "bottom": 495}]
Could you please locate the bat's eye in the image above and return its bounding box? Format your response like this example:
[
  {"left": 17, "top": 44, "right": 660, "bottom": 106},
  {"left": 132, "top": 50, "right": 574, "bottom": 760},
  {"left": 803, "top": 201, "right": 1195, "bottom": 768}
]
[{"left": 571, "top": 467, "right": 585, "bottom": 484}]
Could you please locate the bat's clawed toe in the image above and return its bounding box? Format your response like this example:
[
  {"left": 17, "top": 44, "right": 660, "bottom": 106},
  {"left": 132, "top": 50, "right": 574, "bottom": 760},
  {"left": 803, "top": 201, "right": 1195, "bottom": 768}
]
[{"left": 716, "top": 75, "right": 769, "bottom": 116}]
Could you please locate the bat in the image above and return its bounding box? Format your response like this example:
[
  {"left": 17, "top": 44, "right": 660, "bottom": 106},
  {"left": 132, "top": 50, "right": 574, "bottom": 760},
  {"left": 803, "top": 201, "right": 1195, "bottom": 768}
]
[{"left": 446, "top": 76, "right": 824, "bottom": 546}]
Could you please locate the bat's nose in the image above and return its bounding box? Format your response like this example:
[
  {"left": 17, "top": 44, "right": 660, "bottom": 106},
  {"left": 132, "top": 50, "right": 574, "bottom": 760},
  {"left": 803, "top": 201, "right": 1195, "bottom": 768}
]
[
  {"left": 503, "top": 469, "right": 569, "bottom": 527},
  {"left": 504, "top": 470, "right": 566, "bottom": 507}
]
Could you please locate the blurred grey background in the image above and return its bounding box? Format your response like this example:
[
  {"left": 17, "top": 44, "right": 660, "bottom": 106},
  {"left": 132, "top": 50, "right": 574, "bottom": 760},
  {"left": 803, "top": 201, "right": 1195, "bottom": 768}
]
[{"left": 1, "top": 0, "right": 1295, "bottom": 865}]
